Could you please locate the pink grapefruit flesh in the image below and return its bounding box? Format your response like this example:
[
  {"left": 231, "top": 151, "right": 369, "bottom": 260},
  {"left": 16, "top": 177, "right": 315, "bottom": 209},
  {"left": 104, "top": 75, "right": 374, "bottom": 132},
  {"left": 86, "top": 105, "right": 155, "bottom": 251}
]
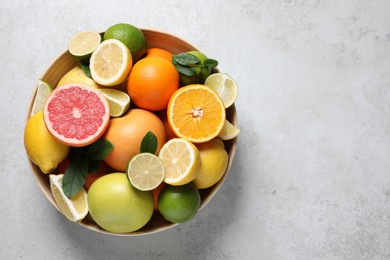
[{"left": 43, "top": 83, "right": 110, "bottom": 147}]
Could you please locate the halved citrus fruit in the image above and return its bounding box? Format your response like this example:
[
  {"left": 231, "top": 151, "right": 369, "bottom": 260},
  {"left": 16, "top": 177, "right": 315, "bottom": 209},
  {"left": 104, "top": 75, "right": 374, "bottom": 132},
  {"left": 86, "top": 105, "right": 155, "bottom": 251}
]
[
  {"left": 89, "top": 39, "right": 132, "bottom": 86},
  {"left": 204, "top": 73, "right": 238, "bottom": 108},
  {"left": 49, "top": 174, "right": 88, "bottom": 222},
  {"left": 68, "top": 31, "right": 102, "bottom": 63},
  {"left": 99, "top": 88, "right": 130, "bottom": 117},
  {"left": 218, "top": 119, "right": 240, "bottom": 140},
  {"left": 127, "top": 153, "right": 165, "bottom": 191},
  {"left": 167, "top": 84, "right": 226, "bottom": 143},
  {"left": 31, "top": 80, "right": 52, "bottom": 116},
  {"left": 43, "top": 83, "right": 110, "bottom": 147},
  {"left": 158, "top": 138, "right": 201, "bottom": 186}
]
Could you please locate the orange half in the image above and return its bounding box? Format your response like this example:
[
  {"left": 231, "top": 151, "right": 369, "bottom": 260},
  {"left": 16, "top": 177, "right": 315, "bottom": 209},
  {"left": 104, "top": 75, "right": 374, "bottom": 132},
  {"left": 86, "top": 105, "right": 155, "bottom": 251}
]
[{"left": 167, "top": 84, "right": 226, "bottom": 143}]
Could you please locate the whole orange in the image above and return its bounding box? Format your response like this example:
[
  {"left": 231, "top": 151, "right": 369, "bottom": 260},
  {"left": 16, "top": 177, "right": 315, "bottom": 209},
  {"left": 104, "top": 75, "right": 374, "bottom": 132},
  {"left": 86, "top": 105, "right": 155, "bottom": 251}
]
[
  {"left": 144, "top": 48, "right": 173, "bottom": 61},
  {"left": 127, "top": 57, "right": 179, "bottom": 111},
  {"left": 103, "top": 109, "right": 166, "bottom": 171}
]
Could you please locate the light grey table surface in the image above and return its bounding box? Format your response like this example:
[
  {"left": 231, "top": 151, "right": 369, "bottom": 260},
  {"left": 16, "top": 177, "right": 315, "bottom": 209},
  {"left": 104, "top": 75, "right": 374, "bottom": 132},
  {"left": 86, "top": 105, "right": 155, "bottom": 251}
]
[{"left": 2, "top": 1, "right": 390, "bottom": 259}]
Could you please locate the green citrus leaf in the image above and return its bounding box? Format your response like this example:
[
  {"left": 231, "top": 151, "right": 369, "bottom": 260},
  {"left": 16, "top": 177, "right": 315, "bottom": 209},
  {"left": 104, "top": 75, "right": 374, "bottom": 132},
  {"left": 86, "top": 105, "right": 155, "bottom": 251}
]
[
  {"left": 203, "top": 58, "right": 218, "bottom": 68},
  {"left": 62, "top": 155, "right": 88, "bottom": 199},
  {"left": 88, "top": 158, "right": 100, "bottom": 173},
  {"left": 140, "top": 131, "right": 158, "bottom": 154},
  {"left": 80, "top": 63, "right": 92, "bottom": 78},
  {"left": 173, "top": 53, "right": 201, "bottom": 66},
  {"left": 87, "top": 139, "right": 113, "bottom": 160},
  {"left": 174, "top": 63, "right": 196, "bottom": 76}
]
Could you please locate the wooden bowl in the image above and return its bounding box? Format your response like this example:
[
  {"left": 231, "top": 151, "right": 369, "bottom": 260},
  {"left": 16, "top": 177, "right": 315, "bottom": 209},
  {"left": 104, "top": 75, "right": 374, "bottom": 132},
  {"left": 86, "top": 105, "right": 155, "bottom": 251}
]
[{"left": 26, "top": 29, "right": 238, "bottom": 236}]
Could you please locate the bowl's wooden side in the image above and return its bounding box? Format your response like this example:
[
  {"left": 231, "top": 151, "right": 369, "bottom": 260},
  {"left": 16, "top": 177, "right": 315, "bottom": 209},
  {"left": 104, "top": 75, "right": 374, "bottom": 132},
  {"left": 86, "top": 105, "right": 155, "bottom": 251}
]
[{"left": 26, "top": 29, "right": 238, "bottom": 236}]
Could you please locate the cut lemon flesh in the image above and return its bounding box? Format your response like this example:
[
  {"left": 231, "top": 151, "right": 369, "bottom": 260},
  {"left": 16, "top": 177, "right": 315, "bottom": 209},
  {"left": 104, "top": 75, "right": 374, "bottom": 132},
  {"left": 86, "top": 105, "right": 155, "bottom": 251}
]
[
  {"left": 127, "top": 153, "right": 165, "bottom": 191},
  {"left": 49, "top": 174, "right": 88, "bottom": 222},
  {"left": 218, "top": 119, "right": 240, "bottom": 140},
  {"left": 205, "top": 73, "right": 238, "bottom": 108},
  {"left": 68, "top": 31, "right": 102, "bottom": 62},
  {"left": 90, "top": 39, "right": 132, "bottom": 86},
  {"left": 100, "top": 88, "right": 130, "bottom": 117},
  {"left": 31, "top": 80, "right": 52, "bottom": 116},
  {"left": 158, "top": 138, "right": 201, "bottom": 186},
  {"left": 167, "top": 84, "right": 226, "bottom": 143}
]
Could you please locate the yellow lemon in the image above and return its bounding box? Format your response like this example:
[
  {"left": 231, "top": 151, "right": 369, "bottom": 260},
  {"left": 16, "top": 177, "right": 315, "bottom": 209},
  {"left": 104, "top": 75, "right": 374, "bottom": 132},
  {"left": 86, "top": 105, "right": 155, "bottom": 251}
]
[
  {"left": 57, "top": 65, "right": 100, "bottom": 89},
  {"left": 24, "top": 111, "right": 70, "bottom": 173},
  {"left": 193, "top": 139, "right": 229, "bottom": 189}
]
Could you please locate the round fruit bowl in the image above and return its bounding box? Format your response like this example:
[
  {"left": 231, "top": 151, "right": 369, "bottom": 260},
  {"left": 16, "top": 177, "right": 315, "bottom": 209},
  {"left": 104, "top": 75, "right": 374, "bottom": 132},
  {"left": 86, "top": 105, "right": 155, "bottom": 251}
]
[{"left": 26, "top": 29, "right": 237, "bottom": 236}]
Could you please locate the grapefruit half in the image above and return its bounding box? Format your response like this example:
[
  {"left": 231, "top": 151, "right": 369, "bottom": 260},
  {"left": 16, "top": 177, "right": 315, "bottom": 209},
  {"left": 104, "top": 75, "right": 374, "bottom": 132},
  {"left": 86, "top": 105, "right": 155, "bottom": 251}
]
[{"left": 43, "top": 83, "right": 110, "bottom": 147}]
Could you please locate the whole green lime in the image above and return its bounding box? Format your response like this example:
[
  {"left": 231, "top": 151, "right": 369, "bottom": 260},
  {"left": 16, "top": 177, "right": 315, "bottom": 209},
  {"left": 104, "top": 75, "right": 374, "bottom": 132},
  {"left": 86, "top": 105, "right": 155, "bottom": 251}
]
[
  {"left": 158, "top": 183, "right": 201, "bottom": 223},
  {"left": 87, "top": 173, "right": 154, "bottom": 233},
  {"left": 179, "top": 51, "right": 212, "bottom": 86},
  {"left": 103, "top": 23, "right": 146, "bottom": 62},
  {"left": 187, "top": 50, "right": 207, "bottom": 62}
]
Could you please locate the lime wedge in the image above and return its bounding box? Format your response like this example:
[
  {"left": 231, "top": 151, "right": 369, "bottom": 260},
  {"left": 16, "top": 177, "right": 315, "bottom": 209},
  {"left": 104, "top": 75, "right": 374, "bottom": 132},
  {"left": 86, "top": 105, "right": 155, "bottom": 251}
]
[
  {"left": 31, "top": 80, "right": 52, "bottom": 116},
  {"left": 99, "top": 88, "right": 130, "bottom": 117},
  {"left": 68, "top": 31, "right": 102, "bottom": 63},
  {"left": 218, "top": 119, "right": 240, "bottom": 140},
  {"left": 127, "top": 153, "right": 165, "bottom": 191},
  {"left": 205, "top": 73, "right": 238, "bottom": 108}
]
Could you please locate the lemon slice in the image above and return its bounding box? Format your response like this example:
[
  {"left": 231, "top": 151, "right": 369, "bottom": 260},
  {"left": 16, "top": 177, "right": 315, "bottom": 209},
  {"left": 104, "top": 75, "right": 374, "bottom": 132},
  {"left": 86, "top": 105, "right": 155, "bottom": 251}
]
[
  {"left": 49, "top": 174, "right": 88, "bottom": 222},
  {"left": 205, "top": 73, "right": 238, "bottom": 108},
  {"left": 127, "top": 153, "right": 165, "bottom": 191},
  {"left": 68, "top": 31, "right": 102, "bottom": 63},
  {"left": 100, "top": 88, "right": 130, "bottom": 117},
  {"left": 158, "top": 138, "right": 201, "bottom": 186},
  {"left": 218, "top": 120, "right": 240, "bottom": 140},
  {"left": 90, "top": 39, "right": 132, "bottom": 86},
  {"left": 31, "top": 80, "right": 52, "bottom": 116}
]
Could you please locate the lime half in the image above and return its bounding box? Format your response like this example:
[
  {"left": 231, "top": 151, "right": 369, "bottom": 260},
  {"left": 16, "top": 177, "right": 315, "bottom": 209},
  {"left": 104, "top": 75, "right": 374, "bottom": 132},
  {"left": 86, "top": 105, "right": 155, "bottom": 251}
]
[
  {"left": 205, "top": 73, "right": 238, "bottom": 108},
  {"left": 127, "top": 153, "right": 165, "bottom": 191},
  {"left": 99, "top": 88, "right": 130, "bottom": 117},
  {"left": 31, "top": 80, "right": 52, "bottom": 116},
  {"left": 68, "top": 31, "right": 102, "bottom": 63}
]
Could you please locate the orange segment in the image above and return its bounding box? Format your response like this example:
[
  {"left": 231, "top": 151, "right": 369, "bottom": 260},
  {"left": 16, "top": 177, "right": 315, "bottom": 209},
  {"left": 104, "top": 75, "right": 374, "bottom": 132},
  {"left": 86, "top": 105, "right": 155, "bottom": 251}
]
[{"left": 167, "top": 84, "right": 226, "bottom": 143}]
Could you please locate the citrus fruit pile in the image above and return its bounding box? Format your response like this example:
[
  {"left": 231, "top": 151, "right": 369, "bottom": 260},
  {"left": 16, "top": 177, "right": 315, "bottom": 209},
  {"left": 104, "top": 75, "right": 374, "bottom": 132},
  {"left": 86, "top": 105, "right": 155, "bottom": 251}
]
[{"left": 24, "top": 23, "right": 240, "bottom": 234}]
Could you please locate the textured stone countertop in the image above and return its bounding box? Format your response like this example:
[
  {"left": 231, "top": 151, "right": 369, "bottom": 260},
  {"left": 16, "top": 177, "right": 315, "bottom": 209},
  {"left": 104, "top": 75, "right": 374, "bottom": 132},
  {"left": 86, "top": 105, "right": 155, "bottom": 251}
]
[{"left": 2, "top": 1, "right": 390, "bottom": 259}]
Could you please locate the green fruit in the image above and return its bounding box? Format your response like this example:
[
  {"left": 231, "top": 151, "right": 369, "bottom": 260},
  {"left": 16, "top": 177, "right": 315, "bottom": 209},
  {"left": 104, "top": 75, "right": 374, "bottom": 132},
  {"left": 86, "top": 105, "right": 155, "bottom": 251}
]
[
  {"left": 199, "top": 67, "right": 213, "bottom": 84},
  {"left": 178, "top": 51, "right": 211, "bottom": 85},
  {"left": 158, "top": 183, "right": 201, "bottom": 223},
  {"left": 68, "top": 31, "right": 102, "bottom": 64},
  {"left": 24, "top": 111, "right": 70, "bottom": 173},
  {"left": 187, "top": 51, "right": 207, "bottom": 62},
  {"left": 87, "top": 173, "right": 154, "bottom": 233},
  {"left": 104, "top": 23, "right": 146, "bottom": 62},
  {"left": 179, "top": 74, "right": 198, "bottom": 87}
]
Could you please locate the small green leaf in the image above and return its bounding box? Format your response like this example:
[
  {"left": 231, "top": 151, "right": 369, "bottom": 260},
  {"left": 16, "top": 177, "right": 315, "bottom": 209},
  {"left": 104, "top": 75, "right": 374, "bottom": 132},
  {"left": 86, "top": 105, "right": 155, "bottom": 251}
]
[
  {"left": 88, "top": 158, "right": 100, "bottom": 173},
  {"left": 175, "top": 64, "right": 196, "bottom": 76},
  {"left": 173, "top": 53, "right": 201, "bottom": 66},
  {"left": 203, "top": 58, "right": 218, "bottom": 68},
  {"left": 80, "top": 63, "right": 92, "bottom": 78},
  {"left": 87, "top": 139, "right": 113, "bottom": 160},
  {"left": 140, "top": 131, "right": 158, "bottom": 154},
  {"left": 62, "top": 156, "right": 88, "bottom": 199}
]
